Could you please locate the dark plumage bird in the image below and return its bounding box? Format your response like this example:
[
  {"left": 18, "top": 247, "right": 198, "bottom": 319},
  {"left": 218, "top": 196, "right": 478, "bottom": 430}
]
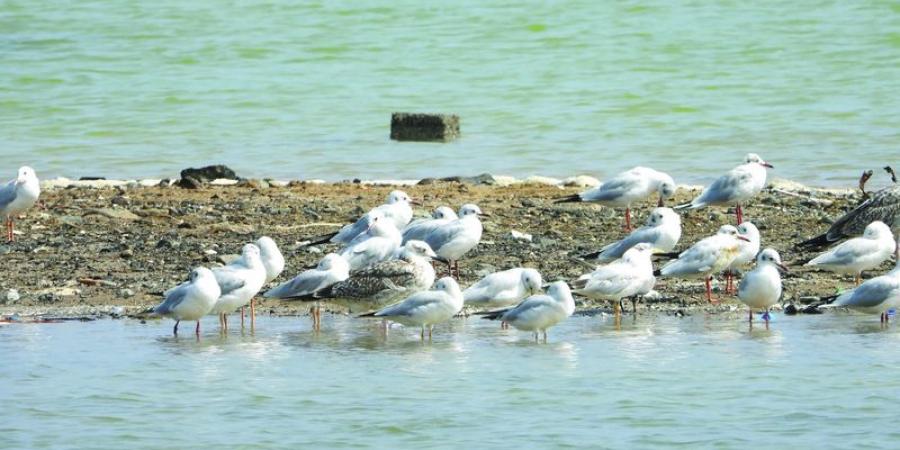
[{"left": 798, "top": 182, "right": 900, "bottom": 251}]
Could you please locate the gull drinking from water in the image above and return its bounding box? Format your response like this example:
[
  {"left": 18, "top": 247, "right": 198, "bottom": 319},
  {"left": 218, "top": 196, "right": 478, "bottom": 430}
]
[
  {"left": 362, "top": 277, "right": 464, "bottom": 339},
  {"left": 208, "top": 244, "right": 268, "bottom": 331},
  {"left": 582, "top": 207, "right": 682, "bottom": 263},
  {"left": 660, "top": 225, "right": 749, "bottom": 302},
  {"left": 555, "top": 167, "right": 676, "bottom": 231},
  {"left": 804, "top": 221, "right": 896, "bottom": 285},
  {"left": 676, "top": 153, "right": 772, "bottom": 224},
  {"left": 572, "top": 243, "right": 656, "bottom": 316},
  {"left": 482, "top": 281, "right": 576, "bottom": 342},
  {"left": 724, "top": 221, "right": 761, "bottom": 294},
  {"left": 264, "top": 253, "right": 350, "bottom": 330},
  {"left": 0, "top": 166, "right": 40, "bottom": 242},
  {"left": 737, "top": 248, "right": 787, "bottom": 325},
  {"left": 339, "top": 215, "right": 402, "bottom": 271},
  {"left": 153, "top": 267, "right": 221, "bottom": 336},
  {"left": 402, "top": 206, "right": 458, "bottom": 244},
  {"left": 463, "top": 268, "right": 544, "bottom": 310},
  {"left": 423, "top": 204, "right": 485, "bottom": 278}
]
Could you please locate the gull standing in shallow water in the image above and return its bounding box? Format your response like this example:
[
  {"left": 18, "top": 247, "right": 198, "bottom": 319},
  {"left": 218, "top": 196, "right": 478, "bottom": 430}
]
[
  {"left": 363, "top": 277, "right": 464, "bottom": 339},
  {"left": 676, "top": 153, "right": 772, "bottom": 225},
  {"left": 208, "top": 244, "right": 268, "bottom": 331},
  {"left": 482, "top": 281, "right": 576, "bottom": 342},
  {"left": 572, "top": 243, "right": 656, "bottom": 316},
  {"left": 660, "top": 225, "right": 749, "bottom": 303},
  {"left": 804, "top": 221, "right": 896, "bottom": 285},
  {"left": 423, "top": 204, "right": 486, "bottom": 278},
  {"left": 463, "top": 268, "right": 544, "bottom": 310},
  {"left": 724, "top": 222, "right": 761, "bottom": 295},
  {"left": 249, "top": 236, "right": 285, "bottom": 326},
  {"left": 582, "top": 207, "right": 682, "bottom": 263},
  {"left": 264, "top": 253, "right": 350, "bottom": 330},
  {"left": 829, "top": 249, "right": 900, "bottom": 324},
  {"left": 401, "top": 206, "right": 458, "bottom": 244},
  {"left": 0, "top": 166, "right": 41, "bottom": 242},
  {"left": 555, "top": 167, "right": 676, "bottom": 231},
  {"left": 737, "top": 248, "right": 787, "bottom": 326},
  {"left": 154, "top": 267, "right": 221, "bottom": 336}
]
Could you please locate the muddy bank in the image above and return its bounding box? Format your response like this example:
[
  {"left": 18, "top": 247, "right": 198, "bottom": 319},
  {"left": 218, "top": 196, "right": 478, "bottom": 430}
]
[{"left": 0, "top": 178, "right": 887, "bottom": 321}]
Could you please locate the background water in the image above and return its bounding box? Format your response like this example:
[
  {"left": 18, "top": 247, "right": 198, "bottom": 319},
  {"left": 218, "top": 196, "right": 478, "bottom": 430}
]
[
  {"left": 1, "top": 0, "right": 898, "bottom": 185},
  {"left": 2, "top": 314, "right": 899, "bottom": 449}
]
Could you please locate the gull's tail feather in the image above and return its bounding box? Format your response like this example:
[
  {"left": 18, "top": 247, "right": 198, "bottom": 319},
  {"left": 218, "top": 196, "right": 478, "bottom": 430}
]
[
  {"left": 302, "top": 232, "right": 339, "bottom": 247},
  {"left": 282, "top": 285, "right": 334, "bottom": 302},
  {"left": 475, "top": 308, "right": 511, "bottom": 320},
  {"left": 797, "top": 232, "right": 832, "bottom": 251}
]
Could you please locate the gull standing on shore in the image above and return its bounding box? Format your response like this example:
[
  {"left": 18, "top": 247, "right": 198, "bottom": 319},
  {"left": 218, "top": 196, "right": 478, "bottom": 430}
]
[
  {"left": 208, "top": 244, "right": 268, "bottom": 331},
  {"left": 829, "top": 251, "right": 900, "bottom": 323},
  {"left": 249, "top": 236, "right": 285, "bottom": 326},
  {"left": 264, "top": 253, "right": 350, "bottom": 330},
  {"left": 582, "top": 207, "right": 682, "bottom": 262},
  {"left": 402, "top": 206, "right": 458, "bottom": 244},
  {"left": 0, "top": 166, "right": 41, "bottom": 242},
  {"left": 362, "top": 277, "right": 464, "bottom": 339},
  {"left": 737, "top": 248, "right": 787, "bottom": 325},
  {"left": 153, "top": 267, "right": 221, "bottom": 336},
  {"left": 724, "top": 222, "right": 761, "bottom": 294},
  {"left": 660, "top": 225, "right": 749, "bottom": 303},
  {"left": 555, "top": 167, "right": 676, "bottom": 231},
  {"left": 572, "top": 243, "right": 656, "bottom": 316},
  {"left": 463, "top": 268, "right": 544, "bottom": 310},
  {"left": 676, "top": 154, "right": 773, "bottom": 224},
  {"left": 423, "top": 204, "right": 486, "bottom": 278},
  {"left": 482, "top": 281, "right": 576, "bottom": 342},
  {"left": 339, "top": 216, "right": 402, "bottom": 271},
  {"left": 804, "top": 221, "right": 896, "bottom": 285},
  {"left": 319, "top": 190, "right": 416, "bottom": 246}
]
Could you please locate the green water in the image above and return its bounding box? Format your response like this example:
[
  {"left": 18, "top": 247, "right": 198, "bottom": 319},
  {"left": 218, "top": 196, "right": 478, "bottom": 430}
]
[
  {"left": 3, "top": 314, "right": 900, "bottom": 448},
  {"left": 1, "top": 0, "right": 898, "bottom": 185}
]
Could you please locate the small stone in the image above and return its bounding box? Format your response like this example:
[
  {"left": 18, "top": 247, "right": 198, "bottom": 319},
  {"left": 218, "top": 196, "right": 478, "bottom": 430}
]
[
  {"left": 306, "top": 246, "right": 323, "bottom": 254},
  {"left": 111, "top": 196, "right": 130, "bottom": 206},
  {"left": 180, "top": 165, "right": 239, "bottom": 183},
  {"left": 84, "top": 208, "right": 141, "bottom": 221},
  {"left": 176, "top": 176, "right": 203, "bottom": 189},
  {"left": 509, "top": 230, "right": 533, "bottom": 242},
  {"left": 520, "top": 198, "right": 538, "bottom": 208},
  {"left": 119, "top": 288, "right": 135, "bottom": 299},
  {"left": 5, "top": 289, "right": 20, "bottom": 303}
]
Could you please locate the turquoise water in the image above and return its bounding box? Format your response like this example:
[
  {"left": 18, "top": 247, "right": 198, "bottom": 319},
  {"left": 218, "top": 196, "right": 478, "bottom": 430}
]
[
  {"left": 2, "top": 314, "right": 900, "bottom": 449},
  {"left": 2, "top": 1, "right": 898, "bottom": 185}
]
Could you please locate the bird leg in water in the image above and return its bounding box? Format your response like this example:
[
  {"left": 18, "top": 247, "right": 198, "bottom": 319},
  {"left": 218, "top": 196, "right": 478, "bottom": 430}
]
[
  {"left": 859, "top": 170, "right": 874, "bottom": 200},
  {"left": 542, "top": 331, "right": 548, "bottom": 343},
  {"left": 631, "top": 296, "right": 638, "bottom": 315},
  {"left": 195, "top": 320, "right": 201, "bottom": 335},
  {"left": 250, "top": 299, "right": 255, "bottom": 330},
  {"left": 173, "top": 320, "right": 180, "bottom": 335},
  {"left": 705, "top": 277, "right": 717, "bottom": 303},
  {"left": 240, "top": 307, "right": 245, "bottom": 328},
  {"left": 748, "top": 309, "right": 753, "bottom": 323}
]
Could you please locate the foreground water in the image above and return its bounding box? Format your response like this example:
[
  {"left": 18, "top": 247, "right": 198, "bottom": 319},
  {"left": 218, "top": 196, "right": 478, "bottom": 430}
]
[
  {"left": 2, "top": 1, "right": 899, "bottom": 185},
  {"left": 2, "top": 313, "right": 898, "bottom": 449}
]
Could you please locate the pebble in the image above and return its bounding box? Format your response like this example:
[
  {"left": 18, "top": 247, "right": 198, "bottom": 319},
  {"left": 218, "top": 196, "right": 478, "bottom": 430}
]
[
  {"left": 509, "top": 230, "right": 533, "bottom": 242},
  {"left": 5, "top": 289, "right": 20, "bottom": 304}
]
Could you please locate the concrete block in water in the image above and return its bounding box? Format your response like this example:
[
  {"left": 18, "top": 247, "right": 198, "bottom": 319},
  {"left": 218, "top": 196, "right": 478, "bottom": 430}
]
[{"left": 390, "top": 113, "right": 460, "bottom": 142}]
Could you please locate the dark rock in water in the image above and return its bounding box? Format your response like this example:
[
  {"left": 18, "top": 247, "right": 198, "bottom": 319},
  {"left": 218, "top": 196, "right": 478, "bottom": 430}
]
[
  {"left": 784, "top": 304, "right": 798, "bottom": 315},
  {"left": 417, "top": 178, "right": 436, "bottom": 185},
  {"left": 390, "top": 112, "right": 460, "bottom": 142},
  {"left": 439, "top": 173, "right": 496, "bottom": 185},
  {"left": 176, "top": 176, "right": 203, "bottom": 189},
  {"left": 180, "top": 165, "right": 239, "bottom": 183},
  {"left": 801, "top": 305, "right": 823, "bottom": 314},
  {"left": 79, "top": 176, "right": 106, "bottom": 181}
]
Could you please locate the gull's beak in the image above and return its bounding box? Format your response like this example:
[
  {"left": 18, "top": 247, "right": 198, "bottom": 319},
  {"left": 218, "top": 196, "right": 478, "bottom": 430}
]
[
  {"left": 776, "top": 263, "right": 789, "bottom": 273},
  {"left": 433, "top": 256, "right": 450, "bottom": 264},
  {"left": 410, "top": 199, "right": 423, "bottom": 206},
  {"left": 737, "top": 236, "right": 751, "bottom": 242},
  {"left": 761, "top": 162, "right": 774, "bottom": 169},
  {"left": 479, "top": 213, "right": 492, "bottom": 218}
]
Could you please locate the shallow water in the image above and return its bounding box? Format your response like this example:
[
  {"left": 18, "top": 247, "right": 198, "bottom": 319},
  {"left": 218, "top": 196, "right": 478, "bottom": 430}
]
[
  {"left": 2, "top": 0, "right": 898, "bottom": 185},
  {"left": 3, "top": 313, "right": 899, "bottom": 449}
]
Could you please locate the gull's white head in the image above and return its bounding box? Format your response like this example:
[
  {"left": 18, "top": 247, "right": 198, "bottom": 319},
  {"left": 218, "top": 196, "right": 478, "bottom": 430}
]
[
  {"left": 736, "top": 222, "right": 760, "bottom": 243},
  {"left": 756, "top": 248, "right": 788, "bottom": 272},
  {"left": 622, "top": 242, "right": 655, "bottom": 263},
  {"left": 434, "top": 277, "right": 462, "bottom": 296},
  {"left": 239, "top": 244, "right": 263, "bottom": 268},
  {"left": 387, "top": 190, "right": 413, "bottom": 205},
  {"left": 366, "top": 216, "right": 398, "bottom": 237},
  {"left": 863, "top": 221, "right": 893, "bottom": 240},
  {"left": 432, "top": 206, "right": 457, "bottom": 220},
  {"left": 656, "top": 173, "right": 677, "bottom": 204},
  {"left": 520, "top": 268, "right": 543, "bottom": 295},
  {"left": 745, "top": 153, "right": 773, "bottom": 169},
  {"left": 718, "top": 225, "right": 751, "bottom": 242},
  {"left": 403, "top": 240, "right": 439, "bottom": 259},
  {"left": 255, "top": 236, "right": 280, "bottom": 255},
  {"left": 17, "top": 166, "right": 38, "bottom": 184},
  {"left": 190, "top": 267, "right": 216, "bottom": 283},
  {"left": 546, "top": 281, "right": 572, "bottom": 301},
  {"left": 318, "top": 253, "right": 349, "bottom": 272},
  {"left": 646, "top": 207, "right": 680, "bottom": 227},
  {"left": 459, "top": 204, "right": 484, "bottom": 218}
]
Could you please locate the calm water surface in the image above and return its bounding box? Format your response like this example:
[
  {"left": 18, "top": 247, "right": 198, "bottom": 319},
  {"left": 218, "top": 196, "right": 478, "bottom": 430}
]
[
  {"left": 2, "top": 0, "right": 899, "bottom": 185},
  {"left": 2, "top": 313, "right": 899, "bottom": 449}
]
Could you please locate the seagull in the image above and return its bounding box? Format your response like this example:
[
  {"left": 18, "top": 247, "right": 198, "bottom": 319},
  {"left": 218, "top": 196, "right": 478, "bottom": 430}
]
[
  {"left": 829, "top": 256, "right": 900, "bottom": 323},
  {"left": 0, "top": 166, "right": 41, "bottom": 242},
  {"left": 153, "top": 267, "right": 221, "bottom": 336},
  {"left": 339, "top": 215, "right": 402, "bottom": 271},
  {"left": 208, "top": 243, "right": 268, "bottom": 331},
  {"left": 361, "top": 277, "right": 464, "bottom": 339},
  {"left": 288, "top": 240, "right": 445, "bottom": 315},
  {"left": 660, "top": 225, "right": 750, "bottom": 303},
  {"left": 737, "top": 248, "right": 787, "bottom": 325},
  {"left": 799, "top": 184, "right": 900, "bottom": 251},
  {"left": 675, "top": 153, "right": 773, "bottom": 225},
  {"left": 581, "top": 207, "right": 682, "bottom": 263},
  {"left": 804, "top": 221, "right": 896, "bottom": 284},
  {"left": 423, "top": 204, "right": 486, "bottom": 278},
  {"left": 246, "top": 236, "right": 285, "bottom": 326},
  {"left": 401, "top": 206, "right": 458, "bottom": 244},
  {"left": 572, "top": 243, "right": 656, "bottom": 316},
  {"left": 309, "top": 190, "right": 417, "bottom": 246},
  {"left": 724, "top": 221, "right": 761, "bottom": 294},
  {"left": 555, "top": 167, "right": 676, "bottom": 231},
  {"left": 463, "top": 267, "right": 544, "bottom": 310},
  {"left": 264, "top": 253, "right": 350, "bottom": 330},
  {"left": 481, "top": 281, "right": 576, "bottom": 342}
]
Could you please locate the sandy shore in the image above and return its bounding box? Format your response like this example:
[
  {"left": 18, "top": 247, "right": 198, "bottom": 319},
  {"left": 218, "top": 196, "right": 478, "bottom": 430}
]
[{"left": 0, "top": 175, "right": 884, "bottom": 321}]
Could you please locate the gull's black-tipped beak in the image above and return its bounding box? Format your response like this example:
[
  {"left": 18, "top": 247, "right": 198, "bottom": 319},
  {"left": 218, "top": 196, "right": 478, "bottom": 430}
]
[
  {"left": 777, "top": 263, "right": 790, "bottom": 273},
  {"left": 737, "top": 236, "right": 751, "bottom": 242},
  {"left": 411, "top": 200, "right": 423, "bottom": 206},
  {"left": 762, "top": 162, "right": 774, "bottom": 169},
  {"left": 434, "top": 256, "right": 450, "bottom": 264}
]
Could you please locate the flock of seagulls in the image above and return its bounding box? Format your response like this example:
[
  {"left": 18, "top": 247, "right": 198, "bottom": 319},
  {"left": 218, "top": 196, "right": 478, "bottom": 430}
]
[{"left": 3, "top": 154, "right": 900, "bottom": 341}]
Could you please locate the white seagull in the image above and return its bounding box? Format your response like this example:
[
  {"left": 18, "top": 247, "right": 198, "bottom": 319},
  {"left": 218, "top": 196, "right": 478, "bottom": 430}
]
[
  {"left": 737, "top": 248, "right": 787, "bottom": 324},
  {"left": 583, "top": 207, "right": 682, "bottom": 263},
  {"left": 339, "top": 215, "right": 402, "bottom": 271},
  {"left": 364, "top": 277, "right": 464, "bottom": 339},
  {"left": 423, "top": 203, "right": 486, "bottom": 278},
  {"left": 264, "top": 253, "right": 350, "bottom": 330},
  {"left": 724, "top": 221, "right": 761, "bottom": 294},
  {"left": 556, "top": 166, "right": 676, "bottom": 231},
  {"left": 0, "top": 166, "right": 41, "bottom": 242},
  {"left": 804, "top": 221, "right": 896, "bottom": 284},
  {"left": 830, "top": 256, "right": 900, "bottom": 323},
  {"left": 660, "top": 225, "right": 750, "bottom": 303},
  {"left": 401, "top": 206, "right": 458, "bottom": 244},
  {"left": 208, "top": 243, "right": 268, "bottom": 331},
  {"left": 248, "top": 236, "right": 286, "bottom": 326},
  {"left": 463, "top": 267, "right": 544, "bottom": 310},
  {"left": 153, "top": 267, "right": 221, "bottom": 336},
  {"left": 572, "top": 243, "right": 656, "bottom": 315},
  {"left": 676, "top": 153, "right": 772, "bottom": 225},
  {"left": 482, "top": 281, "right": 576, "bottom": 342},
  {"left": 328, "top": 190, "right": 416, "bottom": 245}
]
